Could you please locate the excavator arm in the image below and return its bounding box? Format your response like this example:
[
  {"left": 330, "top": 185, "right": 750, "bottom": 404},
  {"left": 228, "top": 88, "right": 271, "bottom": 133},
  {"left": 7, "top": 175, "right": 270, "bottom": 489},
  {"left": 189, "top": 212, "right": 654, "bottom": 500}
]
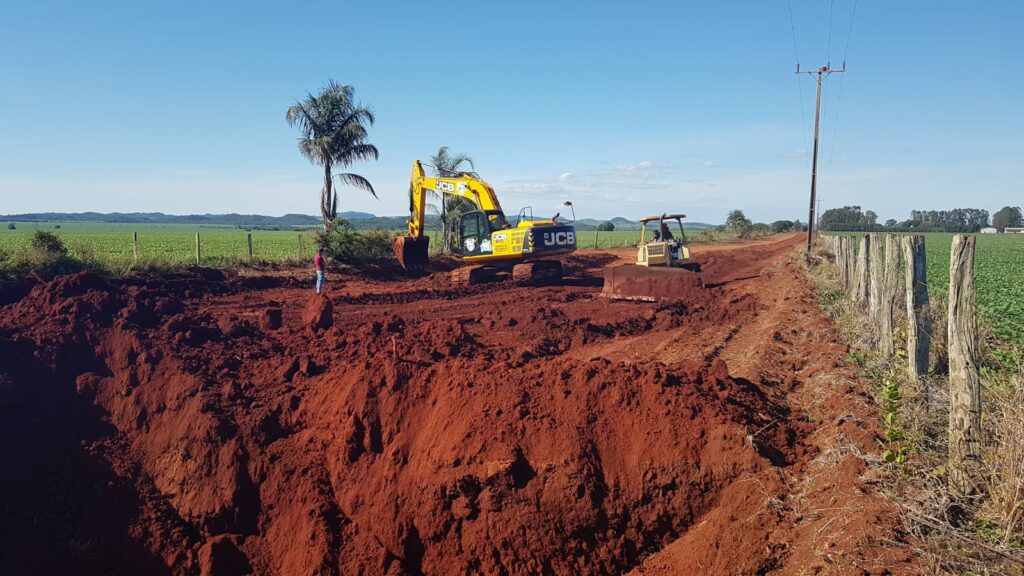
[{"left": 403, "top": 160, "right": 505, "bottom": 237}]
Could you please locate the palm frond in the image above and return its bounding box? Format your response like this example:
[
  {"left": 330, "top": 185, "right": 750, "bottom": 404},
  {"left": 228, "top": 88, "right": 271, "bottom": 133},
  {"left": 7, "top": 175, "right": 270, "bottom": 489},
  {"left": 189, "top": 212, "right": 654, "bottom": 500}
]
[
  {"left": 430, "top": 146, "right": 474, "bottom": 176},
  {"left": 334, "top": 172, "right": 377, "bottom": 199},
  {"left": 333, "top": 143, "right": 379, "bottom": 166},
  {"left": 449, "top": 153, "right": 474, "bottom": 171},
  {"left": 297, "top": 137, "right": 331, "bottom": 166}
]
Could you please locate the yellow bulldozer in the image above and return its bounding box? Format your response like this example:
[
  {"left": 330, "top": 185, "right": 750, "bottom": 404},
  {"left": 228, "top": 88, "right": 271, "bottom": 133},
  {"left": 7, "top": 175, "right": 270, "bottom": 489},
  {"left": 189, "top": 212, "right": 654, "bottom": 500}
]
[
  {"left": 601, "top": 213, "right": 704, "bottom": 302},
  {"left": 393, "top": 160, "right": 577, "bottom": 284}
]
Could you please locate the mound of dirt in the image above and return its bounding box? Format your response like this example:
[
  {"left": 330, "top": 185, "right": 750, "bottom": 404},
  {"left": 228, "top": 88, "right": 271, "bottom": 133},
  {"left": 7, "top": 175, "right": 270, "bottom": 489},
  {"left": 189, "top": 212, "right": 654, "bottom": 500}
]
[{"left": 301, "top": 294, "right": 333, "bottom": 330}]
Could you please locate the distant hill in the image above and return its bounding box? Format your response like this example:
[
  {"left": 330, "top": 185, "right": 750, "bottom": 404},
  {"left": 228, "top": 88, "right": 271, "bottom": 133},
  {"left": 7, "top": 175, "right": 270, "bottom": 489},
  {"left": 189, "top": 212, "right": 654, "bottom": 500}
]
[
  {"left": 573, "top": 217, "right": 714, "bottom": 231},
  {"left": 338, "top": 211, "right": 375, "bottom": 220}
]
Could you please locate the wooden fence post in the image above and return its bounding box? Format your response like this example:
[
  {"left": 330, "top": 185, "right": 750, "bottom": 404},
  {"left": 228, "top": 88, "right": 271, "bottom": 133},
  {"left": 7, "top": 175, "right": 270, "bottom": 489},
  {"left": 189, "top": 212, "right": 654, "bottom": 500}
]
[
  {"left": 854, "top": 235, "right": 869, "bottom": 303},
  {"left": 947, "top": 234, "right": 981, "bottom": 495},
  {"left": 247, "top": 232, "right": 253, "bottom": 261},
  {"left": 845, "top": 236, "right": 856, "bottom": 291},
  {"left": 835, "top": 235, "right": 851, "bottom": 286},
  {"left": 132, "top": 231, "right": 138, "bottom": 262},
  {"left": 297, "top": 234, "right": 303, "bottom": 259},
  {"left": 868, "top": 233, "right": 883, "bottom": 321},
  {"left": 879, "top": 234, "right": 900, "bottom": 357},
  {"left": 195, "top": 232, "right": 201, "bottom": 266},
  {"left": 594, "top": 230, "right": 600, "bottom": 249},
  {"left": 837, "top": 237, "right": 849, "bottom": 288},
  {"left": 902, "top": 235, "right": 930, "bottom": 379}
]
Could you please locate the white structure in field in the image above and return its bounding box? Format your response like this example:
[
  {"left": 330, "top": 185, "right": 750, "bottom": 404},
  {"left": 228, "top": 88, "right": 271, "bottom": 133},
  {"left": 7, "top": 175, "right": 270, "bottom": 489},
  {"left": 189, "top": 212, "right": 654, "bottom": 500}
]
[
  {"left": 1005, "top": 227, "right": 1024, "bottom": 234},
  {"left": 980, "top": 227, "right": 997, "bottom": 234}
]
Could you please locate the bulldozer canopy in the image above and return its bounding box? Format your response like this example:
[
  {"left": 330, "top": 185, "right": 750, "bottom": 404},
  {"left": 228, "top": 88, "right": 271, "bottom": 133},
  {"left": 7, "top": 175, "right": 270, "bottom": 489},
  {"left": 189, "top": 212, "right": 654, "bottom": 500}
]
[{"left": 639, "top": 214, "right": 686, "bottom": 223}]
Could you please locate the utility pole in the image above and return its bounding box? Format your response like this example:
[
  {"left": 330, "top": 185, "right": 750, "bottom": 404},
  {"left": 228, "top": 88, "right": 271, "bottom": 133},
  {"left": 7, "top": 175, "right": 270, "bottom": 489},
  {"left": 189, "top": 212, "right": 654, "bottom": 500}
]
[{"left": 797, "top": 62, "right": 845, "bottom": 252}]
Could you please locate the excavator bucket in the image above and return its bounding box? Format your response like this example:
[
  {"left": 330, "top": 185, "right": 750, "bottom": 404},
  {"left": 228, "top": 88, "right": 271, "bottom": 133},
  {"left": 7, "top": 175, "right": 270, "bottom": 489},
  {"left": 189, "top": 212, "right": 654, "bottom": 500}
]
[
  {"left": 600, "top": 264, "right": 704, "bottom": 302},
  {"left": 393, "top": 235, "right": 430, "bottom": 270}
]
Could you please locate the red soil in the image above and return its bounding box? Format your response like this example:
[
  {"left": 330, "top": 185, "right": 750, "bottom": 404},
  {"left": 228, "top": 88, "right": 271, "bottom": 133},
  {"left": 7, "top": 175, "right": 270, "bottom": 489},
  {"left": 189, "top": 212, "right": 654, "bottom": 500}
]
[{"left": 0, "top": 234, "right": 914, "bottom": 575}]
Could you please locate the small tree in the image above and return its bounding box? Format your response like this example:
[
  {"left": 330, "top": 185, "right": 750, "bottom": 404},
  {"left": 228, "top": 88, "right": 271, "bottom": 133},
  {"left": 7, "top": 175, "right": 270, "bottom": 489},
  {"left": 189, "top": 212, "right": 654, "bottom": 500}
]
[
  {"left": 992, "top": 206, "right": 1022, "bottom": 232},
  {"left": 31, "top": 230, "right": 68, "bottom": 257},
  {"left": 725, "top": 209, "right": 753, "bottom": 237},
  {"left": 314, "top": 218, "right": 395, "bottom": 262},
  {"left": 6, "top": 223, "right": 14, "bottom": 230},
  {"left": 597, "top": 221, "right": 615, "bottom": 232}
]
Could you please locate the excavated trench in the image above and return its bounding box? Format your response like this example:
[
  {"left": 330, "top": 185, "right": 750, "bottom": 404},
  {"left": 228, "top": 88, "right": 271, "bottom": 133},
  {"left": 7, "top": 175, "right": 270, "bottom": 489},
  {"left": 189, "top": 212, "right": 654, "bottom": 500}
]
[{"left": 0, "top": 237, "right": 909, "bottom": 575}]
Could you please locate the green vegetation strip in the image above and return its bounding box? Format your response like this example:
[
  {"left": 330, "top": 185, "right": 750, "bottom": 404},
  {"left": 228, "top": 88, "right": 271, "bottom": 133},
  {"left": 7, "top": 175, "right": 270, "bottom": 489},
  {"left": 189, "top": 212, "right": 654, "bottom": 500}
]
[
  {"left": 1, "top": 222, "right": 319, "bottom": 267},
  {"left": 1, "top": 223, "right": 711, "bottom": 264}
]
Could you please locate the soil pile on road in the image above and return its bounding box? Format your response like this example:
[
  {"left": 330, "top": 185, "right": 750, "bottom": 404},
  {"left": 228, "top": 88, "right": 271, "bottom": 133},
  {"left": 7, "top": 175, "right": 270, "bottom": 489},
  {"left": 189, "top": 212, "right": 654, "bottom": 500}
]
[{"left": 0, "top": 236, "right": 912, "bottom": 575}]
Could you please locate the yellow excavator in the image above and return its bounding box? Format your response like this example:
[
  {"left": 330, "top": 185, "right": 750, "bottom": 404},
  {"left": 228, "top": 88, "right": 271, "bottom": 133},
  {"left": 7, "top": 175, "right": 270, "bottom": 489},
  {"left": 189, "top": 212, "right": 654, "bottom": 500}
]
[{"left": 393, "top": 160, "right": 577, "bottom": 284}]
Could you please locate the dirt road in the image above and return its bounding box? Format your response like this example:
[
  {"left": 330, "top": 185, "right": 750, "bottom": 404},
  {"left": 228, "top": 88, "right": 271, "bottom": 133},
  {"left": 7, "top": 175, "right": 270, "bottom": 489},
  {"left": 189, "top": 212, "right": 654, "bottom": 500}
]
[{"left": 0, "top": 234, "right": 913, "bottom": 575}]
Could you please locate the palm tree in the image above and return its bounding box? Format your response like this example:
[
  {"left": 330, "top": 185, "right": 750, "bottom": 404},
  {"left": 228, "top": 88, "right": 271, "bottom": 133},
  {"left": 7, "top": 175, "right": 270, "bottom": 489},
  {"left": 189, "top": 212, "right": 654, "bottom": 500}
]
[
  {"left": 429, "top": 146, "right": 475, "bottom": 252},
  {"left": 286, "top": 81, "right": 379, "bottom": 225}
]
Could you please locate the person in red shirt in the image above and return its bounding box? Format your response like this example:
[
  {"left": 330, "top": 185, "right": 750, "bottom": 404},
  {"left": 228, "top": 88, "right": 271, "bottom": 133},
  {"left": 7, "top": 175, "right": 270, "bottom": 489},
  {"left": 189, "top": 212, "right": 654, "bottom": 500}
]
[{"left": 314, "top": 248, "right": 325, "bottom": 294}]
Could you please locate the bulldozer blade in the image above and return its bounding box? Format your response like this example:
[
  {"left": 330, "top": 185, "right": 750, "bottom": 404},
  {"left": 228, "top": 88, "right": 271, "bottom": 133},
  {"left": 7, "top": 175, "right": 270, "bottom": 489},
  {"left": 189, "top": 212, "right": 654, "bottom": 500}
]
[
  {"left": 600, "top": 264, "right": 704, "bottom": 302},
  {"left": 393, "top": 235, "right": 430, "bottom": 270}
]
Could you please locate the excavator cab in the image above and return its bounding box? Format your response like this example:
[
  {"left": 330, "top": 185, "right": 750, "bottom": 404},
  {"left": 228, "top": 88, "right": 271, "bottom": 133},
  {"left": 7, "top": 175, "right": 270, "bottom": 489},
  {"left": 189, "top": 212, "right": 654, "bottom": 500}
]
[{"left": 459, "top": 211, "right": 495, "bottom": 256}]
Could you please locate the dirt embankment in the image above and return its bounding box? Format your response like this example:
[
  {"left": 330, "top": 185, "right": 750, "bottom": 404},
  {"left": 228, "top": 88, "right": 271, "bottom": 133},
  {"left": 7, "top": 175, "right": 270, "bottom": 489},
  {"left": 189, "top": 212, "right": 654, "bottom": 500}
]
[{"left": 0, "top": 235, "right": 913, "bottom": 575}]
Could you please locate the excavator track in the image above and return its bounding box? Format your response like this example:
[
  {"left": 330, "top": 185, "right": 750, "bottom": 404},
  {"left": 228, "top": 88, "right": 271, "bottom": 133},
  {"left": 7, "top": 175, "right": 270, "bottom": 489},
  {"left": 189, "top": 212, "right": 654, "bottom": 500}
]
[
  {"left": 451, "top": 265, "right": 502, "bottom": 285},
  {"left": 512, "top": 260, "right": 563, "bottom": 286}
]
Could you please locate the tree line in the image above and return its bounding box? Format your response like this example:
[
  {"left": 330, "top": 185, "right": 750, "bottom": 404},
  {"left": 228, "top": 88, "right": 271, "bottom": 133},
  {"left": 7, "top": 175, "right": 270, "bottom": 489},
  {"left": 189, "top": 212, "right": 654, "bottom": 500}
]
[{"left": 819, "top": 205, "right": 1023, "bottom": 233}]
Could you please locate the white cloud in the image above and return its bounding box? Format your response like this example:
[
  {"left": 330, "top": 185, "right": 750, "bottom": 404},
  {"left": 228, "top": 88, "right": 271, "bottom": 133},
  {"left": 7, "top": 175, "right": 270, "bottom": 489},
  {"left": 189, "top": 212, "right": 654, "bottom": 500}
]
[
  {"left": 558, "top": 172, "right": 574, "bottom": 181},
  {"left": 701, "top": 161, "right": 720, "bottom": 168},
  {"left": 613, "top": 160, "right": 670, "bottom": 175}
]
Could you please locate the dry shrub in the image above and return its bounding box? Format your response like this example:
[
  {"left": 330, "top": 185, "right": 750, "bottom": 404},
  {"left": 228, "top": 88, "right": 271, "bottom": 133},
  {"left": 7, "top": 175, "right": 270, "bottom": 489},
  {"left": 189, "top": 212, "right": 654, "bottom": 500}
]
[{"left": 980, "top": 371, "right": 1024, "bottom": 546}]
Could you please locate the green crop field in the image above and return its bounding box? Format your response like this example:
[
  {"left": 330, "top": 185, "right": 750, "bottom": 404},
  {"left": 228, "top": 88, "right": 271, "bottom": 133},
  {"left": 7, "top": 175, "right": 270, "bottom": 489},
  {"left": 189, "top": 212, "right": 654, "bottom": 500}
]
[
  {"left": 827, "top": 232, "right": 1024, "bottom": 348},
  {"left": 0, "top": 222, "right": 320, "bottom": 267}
]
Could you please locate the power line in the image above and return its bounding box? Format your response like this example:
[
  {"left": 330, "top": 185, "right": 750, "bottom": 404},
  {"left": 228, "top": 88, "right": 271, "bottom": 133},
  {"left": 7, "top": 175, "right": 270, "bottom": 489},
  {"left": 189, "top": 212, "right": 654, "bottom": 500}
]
[
  {"left": 787, "top": 0, "right": 810, "bottom": 169},
  {"left": 842, "top": 0, "right": 859, "bottom": 61},
  {"left": 787, "top": 0, "right": 801, "bottom": 64},
  {"left": 827, "top": 0, "right": 858, "bottom": 174},
  {"left": 827, "top": 0, "right": 835, "bottom": 63}
]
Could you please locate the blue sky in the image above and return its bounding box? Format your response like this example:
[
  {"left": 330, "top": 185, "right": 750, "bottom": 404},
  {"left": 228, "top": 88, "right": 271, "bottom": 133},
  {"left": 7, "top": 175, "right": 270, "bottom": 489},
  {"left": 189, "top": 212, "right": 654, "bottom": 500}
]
[{"left": 1, "top": 1, "right": 1021, "bottom": 223}]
